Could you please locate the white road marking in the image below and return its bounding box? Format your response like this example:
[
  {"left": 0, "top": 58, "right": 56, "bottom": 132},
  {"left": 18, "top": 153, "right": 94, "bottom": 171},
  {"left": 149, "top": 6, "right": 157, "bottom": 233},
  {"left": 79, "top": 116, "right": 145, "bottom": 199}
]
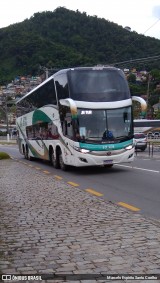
[{"left": 116, "top": 164, "right": 159, "bottom": 173}]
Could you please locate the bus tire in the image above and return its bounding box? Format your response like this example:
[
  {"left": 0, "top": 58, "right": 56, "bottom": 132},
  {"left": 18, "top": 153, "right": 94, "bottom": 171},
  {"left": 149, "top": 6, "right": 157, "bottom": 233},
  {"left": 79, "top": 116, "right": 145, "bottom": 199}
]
[
  {"left": 25, "top": 146, "right": 34, "bottom": 161},
  {"left": 23, "top": 145, "right": 26, "bottom": 159},
  {"left": 24, "top": 146, "right": 28, "bottom": 160},
  {"left": 59, "top": 150, "right": 68, "bottom": 171},
  {"left": 50, "top": 148, "right": 60, "bottom": 169}
]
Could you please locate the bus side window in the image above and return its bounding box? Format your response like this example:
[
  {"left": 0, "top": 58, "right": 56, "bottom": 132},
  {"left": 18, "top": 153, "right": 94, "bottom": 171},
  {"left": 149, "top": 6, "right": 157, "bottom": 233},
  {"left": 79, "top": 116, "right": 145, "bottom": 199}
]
[
  {"left": 47, "top": 122, "right": 59, "bottom": 139},
  {"left": 66, "top": 121, "right": 73, "bottom": 137},
  {"left": 62, "top": 118, "right": 73, "bottom": 138},
  {"left": 55, "top": 73, "right": 69, "bottom": 101},
  {"left": 59, "top": 105, "right": 73, "bottom": 139}
]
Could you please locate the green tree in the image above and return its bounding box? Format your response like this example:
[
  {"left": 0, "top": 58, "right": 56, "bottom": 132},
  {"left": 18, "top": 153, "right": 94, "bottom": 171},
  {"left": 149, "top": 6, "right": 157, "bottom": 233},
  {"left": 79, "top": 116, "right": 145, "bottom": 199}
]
[
  {"left": 128, "top": 73, "right": 136, "bottom": 83},
  {"left": 0, "top": 7, "right": 160, "bottom": 84},
  {"left": 154, "top": 110, "right": 160, "bottom": 119},
  {"left": 150, "top": 69, "right": 160, "bottom": 81}
]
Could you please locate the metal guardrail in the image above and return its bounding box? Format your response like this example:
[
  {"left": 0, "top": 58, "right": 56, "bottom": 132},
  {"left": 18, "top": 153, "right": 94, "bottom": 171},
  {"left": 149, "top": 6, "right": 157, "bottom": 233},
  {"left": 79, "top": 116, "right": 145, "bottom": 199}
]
[
  {"left": 135, "top": 141, "right": 160, "bottom": 157},
  {"left": 150, "top": 143, "right": 160, "bottom": 157},
  {"left": 147, "top": 136, "right": 160, "bottom": 140}
]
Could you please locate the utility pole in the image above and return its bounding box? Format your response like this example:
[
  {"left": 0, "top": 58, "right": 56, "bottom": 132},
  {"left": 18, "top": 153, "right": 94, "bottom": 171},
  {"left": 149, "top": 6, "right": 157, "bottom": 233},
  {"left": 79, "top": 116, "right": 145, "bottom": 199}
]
[
  {"left": 46, "top": 68, "right": 49, "bottom": 79},
  {"left": 146, "top": 73, "right": 150, "bottom": 118},
  {"left": 5, "top": 97, "right": 9, "bottom": 135},
  {"left": 39, "top": 65, "right": 59, "bottom": 80},
  {"left": 39, "top": 66, "right": 49, "bottom": 79}
]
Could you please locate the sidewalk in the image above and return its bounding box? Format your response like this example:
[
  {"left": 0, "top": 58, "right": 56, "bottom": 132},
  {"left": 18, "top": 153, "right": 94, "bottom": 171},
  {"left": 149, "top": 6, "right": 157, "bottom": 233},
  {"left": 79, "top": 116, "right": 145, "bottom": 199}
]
[
  {"left": 0, "top": 139, "right": 17, "bottom": 144},
  {"left": 0, "top": 159, "right": 160, "bottom": 283}
]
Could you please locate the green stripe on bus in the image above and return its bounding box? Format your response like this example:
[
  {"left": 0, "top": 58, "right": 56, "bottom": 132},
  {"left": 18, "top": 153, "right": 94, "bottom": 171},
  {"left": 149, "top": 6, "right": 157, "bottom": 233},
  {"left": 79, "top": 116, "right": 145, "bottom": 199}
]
[{"left": 79, "top": 139, "right": 133, "bottom": 151}]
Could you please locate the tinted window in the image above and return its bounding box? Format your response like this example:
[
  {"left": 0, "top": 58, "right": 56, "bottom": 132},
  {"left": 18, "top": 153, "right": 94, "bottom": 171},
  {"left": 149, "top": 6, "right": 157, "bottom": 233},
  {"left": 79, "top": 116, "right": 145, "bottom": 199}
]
[
  {"left": 34, "top": 79, "right": 57, "bottom": 108},
  {"left": 26, "top": 122, "right": 59, "bottom": 140},
  {"left": 55, "top": 73, "right": 69, "bottom": 101},
  {"left": 59, "top": 105, "right": 74, "bottom": 139},
  {"left": 69, "top": 69, "right": 130, "bottom": 102},
  {"left": 16, "top": 79, "right": 57, "bottom": 117}
]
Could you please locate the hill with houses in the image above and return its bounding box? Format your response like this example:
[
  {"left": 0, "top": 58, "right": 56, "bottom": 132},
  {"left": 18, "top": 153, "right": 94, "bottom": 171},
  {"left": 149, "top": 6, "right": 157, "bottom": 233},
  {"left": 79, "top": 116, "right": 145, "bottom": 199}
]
[
  {"left": 0, "top": 7, "right": 160, "bottom": 124},
  {"left": 0, "top": 7, "right": 160, "bottom": 84}
]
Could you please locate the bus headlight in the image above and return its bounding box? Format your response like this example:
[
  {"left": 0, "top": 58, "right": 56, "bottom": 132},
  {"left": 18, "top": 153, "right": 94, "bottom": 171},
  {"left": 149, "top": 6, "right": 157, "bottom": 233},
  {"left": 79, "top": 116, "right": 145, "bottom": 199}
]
[
  {"left": 81, "top": 148, "right": 90, "bottom": 153},
  {"left": 125, "top": 145, "right": 133, "bottom": 150},
  {"left": 73, "top": 146, "right": 90, "bottom": 153}
]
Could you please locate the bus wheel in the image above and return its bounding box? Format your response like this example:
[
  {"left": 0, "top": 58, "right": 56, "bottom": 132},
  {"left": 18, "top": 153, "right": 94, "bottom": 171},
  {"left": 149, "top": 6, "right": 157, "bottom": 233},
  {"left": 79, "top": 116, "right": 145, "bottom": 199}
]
[
  {"left": 59, "top": 150, "right": 68, "bottom": 171},
  {"left": 23, "top": 146, "right": 26, "bottom": 159},
  {"left": 25, "top": 146, "right": 34, "bottom": 161},
  {"left": 50, "top": 149, "right": 59, "bottom": 169},
  {"left": 24, "top": 147, "right": 28, "bottom": 159}
]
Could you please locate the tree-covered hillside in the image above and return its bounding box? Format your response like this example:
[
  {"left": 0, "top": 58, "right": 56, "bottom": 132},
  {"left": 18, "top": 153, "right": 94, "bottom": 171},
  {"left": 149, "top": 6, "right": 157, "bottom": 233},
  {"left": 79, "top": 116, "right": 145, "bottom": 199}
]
[{"left": 0, "top": 7, "right": 160, "bottom": 84}]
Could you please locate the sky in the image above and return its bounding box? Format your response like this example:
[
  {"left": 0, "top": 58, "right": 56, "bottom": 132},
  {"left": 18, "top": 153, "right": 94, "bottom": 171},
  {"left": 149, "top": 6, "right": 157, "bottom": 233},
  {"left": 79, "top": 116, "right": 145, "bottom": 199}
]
[{"left": 0, "top": 0, "right": 160, "bottom": 40}]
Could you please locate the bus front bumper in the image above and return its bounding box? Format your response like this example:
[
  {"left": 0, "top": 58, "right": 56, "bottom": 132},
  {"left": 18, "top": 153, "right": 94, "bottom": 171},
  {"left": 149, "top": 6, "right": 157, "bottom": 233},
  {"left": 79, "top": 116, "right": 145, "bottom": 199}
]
[{"left": 73, "top": 148, "right": 134, "bottom": 167}]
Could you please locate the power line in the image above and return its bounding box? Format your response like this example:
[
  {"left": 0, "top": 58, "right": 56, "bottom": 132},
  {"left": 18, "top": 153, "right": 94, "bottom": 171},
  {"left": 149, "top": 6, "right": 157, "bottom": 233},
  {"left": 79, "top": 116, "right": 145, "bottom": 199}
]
[
  {"left": 112, "top": 17, "right": 160, "bottom": 64},
  {"left": 110, "top": 54, "right": 160, "bottom": 67},
  {"left": 143, "top": 18, "right": 160, "bottom": 36}
]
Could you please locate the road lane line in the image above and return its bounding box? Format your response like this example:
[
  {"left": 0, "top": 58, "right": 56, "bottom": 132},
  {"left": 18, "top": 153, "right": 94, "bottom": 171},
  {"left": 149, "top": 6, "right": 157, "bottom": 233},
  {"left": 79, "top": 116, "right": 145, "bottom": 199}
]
[
  {"left": 116, "top": 164, "right": 159, "bottom": 173},
  {"left": 54, "top": 175, "right": 63, "bottom": 180},
  {"left": 6, "top": 158, "right": 145, "bottom": 213},
  {"left": 67, "top": 181, "right": 79, "bottom": 187},
  {"left": 86, "top": 188, "right": 103, "bottom": 197},
  {"left": 133, "top": 166, "right": 159, "bottom": 173},
  {"left": 118, "top": 202, "right": 140, "bottom": 212}
]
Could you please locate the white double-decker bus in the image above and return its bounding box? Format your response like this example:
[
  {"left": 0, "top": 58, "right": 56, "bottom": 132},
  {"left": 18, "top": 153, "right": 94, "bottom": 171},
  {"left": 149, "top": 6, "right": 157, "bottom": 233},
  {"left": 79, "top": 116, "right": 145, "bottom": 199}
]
[{"left": 16, "top": 66, "right": 146, "bottom": 170}]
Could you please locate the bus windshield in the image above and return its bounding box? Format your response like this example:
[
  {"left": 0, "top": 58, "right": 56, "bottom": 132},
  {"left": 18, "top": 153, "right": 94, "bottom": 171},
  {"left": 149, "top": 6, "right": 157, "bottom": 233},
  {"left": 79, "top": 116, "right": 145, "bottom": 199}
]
[
  {"left": 69, "top": 69, "right": 130, "bottom": 102},
  {"left": 76, "top": 107, "right": 133, "bottom": 143}
]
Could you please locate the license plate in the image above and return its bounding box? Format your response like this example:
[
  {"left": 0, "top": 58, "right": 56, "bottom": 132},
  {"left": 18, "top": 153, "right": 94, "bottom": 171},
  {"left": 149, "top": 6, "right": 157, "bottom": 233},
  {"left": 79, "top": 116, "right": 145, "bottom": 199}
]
[{"left": 103, "top": 160, "right": 113, "bottom": 164}]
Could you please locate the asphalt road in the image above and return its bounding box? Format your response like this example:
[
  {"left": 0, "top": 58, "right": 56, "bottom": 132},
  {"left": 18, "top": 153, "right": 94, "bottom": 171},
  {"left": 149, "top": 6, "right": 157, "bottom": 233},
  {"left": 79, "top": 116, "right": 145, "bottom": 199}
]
[{"left": 1, "top": 144, "right": 160, "bottom": 220}]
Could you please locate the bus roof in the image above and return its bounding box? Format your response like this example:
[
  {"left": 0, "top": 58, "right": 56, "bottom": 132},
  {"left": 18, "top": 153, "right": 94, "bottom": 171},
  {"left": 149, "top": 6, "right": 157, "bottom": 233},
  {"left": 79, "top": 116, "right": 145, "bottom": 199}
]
[{"left": 16, "top": 66, "right": 122, "bottom": 105}]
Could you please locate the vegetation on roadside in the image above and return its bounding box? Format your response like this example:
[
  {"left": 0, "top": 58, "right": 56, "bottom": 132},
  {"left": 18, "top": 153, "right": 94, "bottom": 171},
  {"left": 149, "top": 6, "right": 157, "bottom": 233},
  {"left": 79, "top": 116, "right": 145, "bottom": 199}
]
[{"left": 0, "top": 152, "right": 10, "bottom": 159}]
